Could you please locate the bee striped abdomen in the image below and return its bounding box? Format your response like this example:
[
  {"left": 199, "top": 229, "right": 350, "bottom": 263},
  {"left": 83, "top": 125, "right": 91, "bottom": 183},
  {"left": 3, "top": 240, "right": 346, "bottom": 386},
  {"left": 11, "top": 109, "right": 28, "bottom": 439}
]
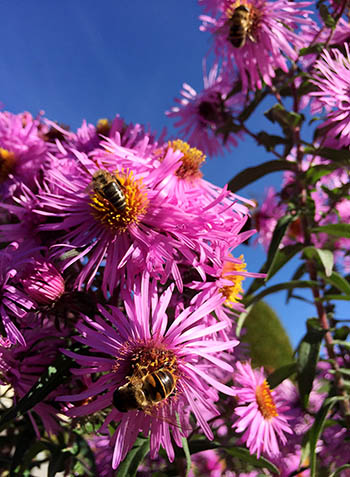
[
  {"left": 228, "top": 5, "right": 251, "bottom": 48},
  {"left": 92, "top": 169, "right": 126, "bottom": 212},
  {"left": 143, "top": 370, "right": 176, "bottom": 403}
]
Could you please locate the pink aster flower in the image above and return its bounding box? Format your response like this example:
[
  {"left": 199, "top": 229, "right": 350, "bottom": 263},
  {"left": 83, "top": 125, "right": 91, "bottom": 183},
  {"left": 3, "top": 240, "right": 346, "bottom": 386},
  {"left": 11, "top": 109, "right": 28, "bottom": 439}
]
[
  {"left": 232, "top": 361, "right": 293, "bottom": 459},
  {"left": 58, "top": 272, "right": 238, "bottom": 470},
  {"left": 311, "top": 43, "right": 350, "bottom": 147},
  {"left": 0, "top": 111, "right": 47, "bottom": 197},
  {"left": 200, "top": 0, "right": 312, "bottom": 90},
  {"left": 166, "top": 64, "right": 244, "bottom": 156},
  {"left": 0, "top": 242, "right": 38, "bottom": 346},
  {"left": 35, "top": 140, "right": 248, "bottom": 296}
]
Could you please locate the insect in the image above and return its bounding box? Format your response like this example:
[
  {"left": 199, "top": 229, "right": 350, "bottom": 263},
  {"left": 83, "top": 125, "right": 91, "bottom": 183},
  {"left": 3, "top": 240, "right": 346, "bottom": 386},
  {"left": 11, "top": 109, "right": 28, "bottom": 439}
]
[
  {"left": 92, "top": 169, "right": 126, "bottom": 212},
  {"left": 228, "top": 5, "right": 253, "bottom": 48},
  {"left": 113, "top": 368, "right": 177, "bottom": 413}
]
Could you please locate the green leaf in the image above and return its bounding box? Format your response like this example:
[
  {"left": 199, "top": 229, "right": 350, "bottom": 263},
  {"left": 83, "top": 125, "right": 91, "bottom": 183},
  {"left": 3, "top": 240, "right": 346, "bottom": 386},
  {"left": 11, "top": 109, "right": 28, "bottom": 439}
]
[
  {"left": 255, "top": 132, "right": 288, "bottom": 152},
  {"left": 177, "top": 413, "right": 191, "bottom": 477},
  {"left": 265, "top": 215, "right": 295, "bottom": 274},
  {"left": 299, "top": 43, "right": 325, "bottom": 56},
  {"left": 330, "top": 465, "right": 350, "bottom": 477},
  {"left": 267, "top": 362, "right": 297, "bottom": 389},
  {"left": 227, "top": 160, "right": 297, "bottom": 193},
  {"left": 334, "top": 326, "right": 350, "bottom": 341},
  {"left": 266, "top": 244, "right": 304, "bottom": 281},
  {"left": 264, "top": 103, "right": 304, "bottom": 136},
  {"left": 322, "top": 294, "right": 350, "bottom": 301},
  {"left": 305, "top": 163, "right": 340, "bottom": 184},
  {"left": 320, "top": 271, "right": 350, "bottom": 295},
  {"left": 297, "top": 320, "right": 325, "bottom": 408},
  {"left": 319, "top": 3, "right": 336, "bottom": 28},
  {"left": 304, "top": 146, "right": 350, "bottom": 164},
  {"left": 307, "top": 396, "right": 337, "bottom": 476},
  {"left": 223, "top": 446, "right": 280, "bottom": 474},
  {"left": 244, "top": 280, "right": 319, "bottom": 307},
  {"left": 117, "top": 437, "right": 150, "bottom": 477},
  {"left": 332, "top": 339, "right": 350, "bottom": 350},
  {"left": 312, "top": 223, "right": 350, "bottom": 238},
  {"left": 303, "top": 246, "right": 333, "bottom": 277},
  {"left": 245, "top": 244, "right": 302, "bottom": 297}
]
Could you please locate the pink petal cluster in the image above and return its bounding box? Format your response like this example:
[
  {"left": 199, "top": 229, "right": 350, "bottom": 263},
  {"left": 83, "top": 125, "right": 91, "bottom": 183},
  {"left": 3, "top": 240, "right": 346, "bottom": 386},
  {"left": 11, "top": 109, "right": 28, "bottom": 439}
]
[
  {"left": 0, "top": 109, "right": 265, "bottom": 472},
  {"left": 199, "top": 0, "right": 312, "bottom": 90}
]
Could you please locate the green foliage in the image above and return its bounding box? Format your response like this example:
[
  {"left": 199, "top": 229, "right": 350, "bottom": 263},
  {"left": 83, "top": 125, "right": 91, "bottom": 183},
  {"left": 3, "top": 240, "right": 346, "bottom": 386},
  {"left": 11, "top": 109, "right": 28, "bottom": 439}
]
[
  {"left": 296, "top": 319, "right": 325, "bottom": 409},
  {"left": 312, "top": 223, "right": 350, "bottom": 238},
  {"left": 117, "top": 437, "right": 150, "bottom": 477},
  {"left": 241, "top": 301, "right": 294, "bottom": 370},
  {"left": 227, "top": 160, "right": 297, "bottom": 193}
]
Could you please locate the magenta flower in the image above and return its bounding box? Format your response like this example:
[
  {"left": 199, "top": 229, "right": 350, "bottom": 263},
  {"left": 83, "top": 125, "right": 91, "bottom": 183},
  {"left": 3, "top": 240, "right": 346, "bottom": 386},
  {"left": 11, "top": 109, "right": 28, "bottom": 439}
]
[
  {"left": 232, "top": 361, "right": 293, "bottom": 459},
  {"left": 0, "top": 111, "right": 47, "bottom": 197},
  {"left": 0, "top": 243, "right": 37, "bottom": 345},
  {"left": 166, "top": 64, "right": 244, "bottom": 156},
  {"left": 20, "top": 258, "right": 65, "bottom": 305},
  {"left": 58, "top": 272, "right": 238, "bottom": 469},
  {"left": 311, "top": 43, "right": 350, "bottom": 147},
  {"left": 35, "top": 140, "right": 248, "bottom": 296},
  {"left": 200, "top": 0, "right": 312, "bottom": 90}
]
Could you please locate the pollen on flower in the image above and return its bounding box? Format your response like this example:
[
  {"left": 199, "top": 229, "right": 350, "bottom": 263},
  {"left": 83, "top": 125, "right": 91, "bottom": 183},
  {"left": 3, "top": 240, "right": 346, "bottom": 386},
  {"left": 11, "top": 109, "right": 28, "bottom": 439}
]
[
  {"left": 0, "top": 148, "right": 16, "bottom": 182},
  {"left": 220, "top": 255, "right": 247, "bottom": 304},
  {"left": 114, "top": 340, "right": 178, "bottom": 377},
  {"left": 89, "top": 169, "right": 149, "bottom": 233},
  {"left": 255, "top": 380, "right": 278, "bottom": 419},
  {"left": 169, "top": 139, "right": 206, "bottom": 180}
]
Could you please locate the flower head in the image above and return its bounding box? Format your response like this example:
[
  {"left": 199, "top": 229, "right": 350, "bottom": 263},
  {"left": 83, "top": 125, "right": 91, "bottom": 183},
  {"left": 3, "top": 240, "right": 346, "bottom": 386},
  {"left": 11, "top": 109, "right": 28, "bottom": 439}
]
[
  {"left": 59, "top": 273, "right": 238, "bottom": 469},
  {"left": 166, "top": 64, "right": 244, "bottom": 156},
  {"left": 0, "top": 111, "right": 47, "bottom": 196},
  {"left": 232, "top": 361, "right": 293, "bottom": 458},
  {"left": 35, "top": 139, "right": 249, "bottom": 296},
  {"left": 311, "top": 43, "right": 350, "bottom": 147},
  {"left": 0, "top": 243, "right": 38, "bottom": 345},
  {"left": 200, "top": 0, "right": 312, "bottom": 90}
]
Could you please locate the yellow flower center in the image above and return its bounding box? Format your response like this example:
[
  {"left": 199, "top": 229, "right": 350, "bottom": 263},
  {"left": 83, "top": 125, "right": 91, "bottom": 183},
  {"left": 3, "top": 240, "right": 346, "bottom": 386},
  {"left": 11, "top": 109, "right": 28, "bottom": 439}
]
[
  {"left": 219, "top": 256, "right": 246, "bottom": 304},
  {"left": 89, "top": 169, "right": 149, "bottom": 233},
  {"left": 168, "top": 139, "right": 205, "bottom": 181},
  {"left": 0, "top": 148, "right": 16, "bottom": 182},
  {"left": 255, "top": 380, "right": 278, "bottom": 419}
]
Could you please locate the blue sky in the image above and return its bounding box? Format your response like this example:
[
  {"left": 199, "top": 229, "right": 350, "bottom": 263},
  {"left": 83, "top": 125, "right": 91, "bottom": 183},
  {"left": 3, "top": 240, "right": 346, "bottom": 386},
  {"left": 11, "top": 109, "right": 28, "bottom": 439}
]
[{"left": 1, "top": 1, "right": 326, "bottom": 346}]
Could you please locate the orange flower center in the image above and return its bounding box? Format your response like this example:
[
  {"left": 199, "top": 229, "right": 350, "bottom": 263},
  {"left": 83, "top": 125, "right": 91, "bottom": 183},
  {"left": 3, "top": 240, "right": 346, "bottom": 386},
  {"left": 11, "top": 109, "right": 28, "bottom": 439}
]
[
  {"left": 219, "top": 256, "right": 246, "bottom": 304},
  {"left": 89, "top": 169, "right": 149, "bottom": 233},
  {"left": 255, "top": 380, "right": 278, "bottom": 419},
  {"left": 168, "top": 139, "right": 205, "bottom": 181}
]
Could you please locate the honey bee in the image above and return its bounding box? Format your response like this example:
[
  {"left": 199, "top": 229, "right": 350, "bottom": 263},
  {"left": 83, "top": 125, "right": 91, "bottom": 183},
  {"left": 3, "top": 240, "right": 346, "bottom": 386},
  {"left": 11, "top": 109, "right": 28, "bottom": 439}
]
[
  {"left": 92, "top": 169, "right": 126, "bottom": 212},
  {"left": 228, "top": 5, "right": 253, "bottom": 48},
  {"left": 113, "top": 368, "right": 176, "bottom": 413}
]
